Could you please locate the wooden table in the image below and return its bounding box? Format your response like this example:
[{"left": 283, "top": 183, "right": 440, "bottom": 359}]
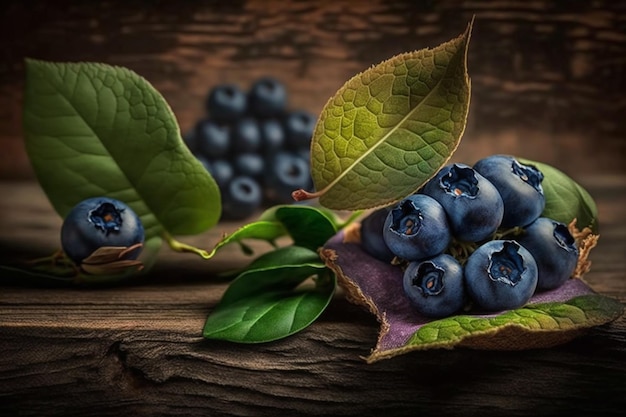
[{"left": 0, "top": 177, "right": 624, "bottom": 417}]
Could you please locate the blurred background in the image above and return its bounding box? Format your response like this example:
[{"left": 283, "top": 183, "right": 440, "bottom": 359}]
[{"left": 1, "top": 0, "right": 624, "bottom": 180}]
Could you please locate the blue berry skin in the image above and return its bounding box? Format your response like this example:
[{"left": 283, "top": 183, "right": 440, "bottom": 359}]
[
  {"left": 260, "top": 119, "right": 286, "bottom": 154},
  {"left": 382, "top": 194, "right": 451, "bottom": 261},
  {"left": 232, "top": 118, "right": 262, "bottom": 153},
  {"left": 206, "top": 159, "right": 234, "bottom": 189},
  {"left": 205, "top": 84, "right": 247, "bottom": 123},
  {"left": 516, "top": 217, "right": 579, "bottom": 291},
  {"left": 265, "top": 151, "right": 312, "bottom": 203},
  {"left": 283, "top": 110, "right": 316, "bottom": 150},
  {"left": 196, "top": 119, "right": 230, "bottom": 159},
  {"left": 403, "top": 254, "right": 466, "bottom": 318},
  {"left": 248, "top": 77, "right": 288, "bottom": 118},
  {"left": 465, "top": 240, "right": 538, "bottom": 312},
  {"left": 221, "top": 176, "right": 263, "bottom": 220},
  {"left": 60, "top": 197, "right": 144, "bottom": 265},
  {"left": 233, "top": 153, "right": 265, "bottom": 180},
  {"left": 360, "top": 208, "right": 395, "bottom": 263},
  {"left": 422, "top": 163, "right": 504, "bottom": 242},
  {"left": 473, "top": 155, "right": 545, "bottom": 228}
]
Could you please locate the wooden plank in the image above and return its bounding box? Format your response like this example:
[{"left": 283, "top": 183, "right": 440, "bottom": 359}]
[{"left": 0, "top": 179, "right": 624, "bottom": 416}]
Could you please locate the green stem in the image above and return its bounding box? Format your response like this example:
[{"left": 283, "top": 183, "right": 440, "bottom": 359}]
[{"left": 163, "top": 232, "right": 213, "bottom": 259}]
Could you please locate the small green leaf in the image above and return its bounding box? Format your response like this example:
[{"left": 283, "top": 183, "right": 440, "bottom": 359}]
[
  {"left": 207, "top": 220, "right": 287, "bottom": 258},
  {"left": 203, "top": 246, "right": 333, "bottom": 343},
  {"left": 220, "top": 246, "right": 326, "bottom": 304},
  {"left": 273, "top": 205, "right": 338, "bottom": 251},
  {"left": 294, "top": 21, "right": 472, "bottom": 210},
  {"left": 521, "top": 159, "right": 598, "bottom": 232},
  {"left": 203, "top": 286, "right": 335, "bottom": 343},
  {"left": 23, "top": 59, "right": 221, "bottom": 243}
]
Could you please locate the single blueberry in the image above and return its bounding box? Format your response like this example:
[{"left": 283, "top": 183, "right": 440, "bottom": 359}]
[
  {"left": 516, "top": 217, "right": 579, "bottom": 291},
  {"left": 422, "top": 163, "right": 504, "bottom": 242},
  {"left": 265, "top": 151, "right": 313, "bottom": 204},
  {"left": 465, "top": 240, "right": 538, "bottom": 311},
  {"left": 382, "top": 194, "right": 451, "bottom": 261},
  {"left": 195, "top": 119, "right": 230, "bottom": 159},
  {"left": 206, "top": 159, "right": 234, "bottom": 189},
  {"left": 233, "top": 153, "right": 265, "bottom": 180},
  {"left": 232, "top": 118, "right": 262, "bottom": 153},
  {"left": 403, "top": 254, "right": 466, "bottom": 318},
  {"left": 359, "top": 208, "right": 395, "bottom": 263},
  {"left": 260, "top": 118, "right": 286, "bottom": 153},
  {"left": 473, "top": 155, "right": 545, "bottom": 228},
  {"left": 60, "top": 197, "right": 144, "bottom": 265},
  {"left": 248, "top": 77, "right": 288, "bottom": 118},
  {"left": 283, "top": 110, "right": 316, "bottom": 150},
  {"left": 221, "top": 176, "right": 263, "bottom": 221},
  {"left": 205, "top": 83, "right": 247, "bottom": 122}
]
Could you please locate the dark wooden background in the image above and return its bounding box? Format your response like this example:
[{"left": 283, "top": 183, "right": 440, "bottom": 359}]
[
  {"left": 0, "top": 0, "right": 625, "bottom": 180},
  {"left": 1, "top": 1, "right": 625, "bottom": 416}
]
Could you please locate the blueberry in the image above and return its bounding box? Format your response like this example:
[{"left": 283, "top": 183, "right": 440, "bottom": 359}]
[
  {"left": 260, "top": 118, "right": 286, "bottom": 153},
  {"left": 382, "top": 194, "right": 451, "bottom": 261},
  {"left": 516, "top": 217, "right": 579, "bottom": 291},
  {"left": 221, "top": 176, "right": 263, "bottom": 220},
  {"left": 196, "top": 119, "right": 230, "bottom": 159},
  {"left": 265, "top": 151, "right": 312, "bottom": 203},
  {"left": 60, "top": 197, "right": 144, "bottom": 265},
  {"left": 473, "top": 155, "right": 545, "bottom": 228},
  {"left": 248, "top": 77, "right": 287, "bottom": 118},
  {"left": 403, "top": 254, "right": 466, "bottom": 318},
  {"left": 465, "top": 240, "right": 538, "bottom": 311},
  {"left": 232, "top": 118, "right": 262, "bottom": 153},
  {"left": 283, "top": 110, "right": 316, "bottom": 150},
  {"left": 182, "top": 129, "right": 198, "bottom": 154},
  {"left": 205, "top": 83, "right": 247, "bottom": 122},
  {"left": 206, "top": 159, "right": 234, "bottom": 188},
  {"left": 359, "top": 208, "right": 395, "bottom": 263},
  {"left": 233, "top": 153, "right": 265, "bottom": 180},
  {"left": 422, "top": 163, "right": 504, "bottom": 242}
]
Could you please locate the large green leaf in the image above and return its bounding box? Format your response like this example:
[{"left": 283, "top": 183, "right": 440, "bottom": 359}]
[
  {"left": 521, "top": 159, "right": 598, "bottom": 233},
  {"left": 273, "top": 205, "right": 338, "bottom": 251},
  {"left": 203, "top": 246, "right": 334, "bottom": 343},
  {"left": 23, "top": 59, "right": 221, "bottom": 242},
  {"left": 294, "top": 22, "right": 472, "bottom": 210}
]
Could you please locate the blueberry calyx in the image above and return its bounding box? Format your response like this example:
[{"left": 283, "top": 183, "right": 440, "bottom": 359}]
[
  {"left": 88, "top": 202, "right": 124, "bottom": 236},
  {"left": 412, "top": 261, "right": 445, "bottom": 297},
  {"left": 487, "top": 241, "right": 526, "bottom": 286},
  {"left": 553, "top": 222, "right": 577, "bottom": 253},
  {"left": 440, "top": 164, "right": 479, "bottom": 198},
  {"left": 511, "top": 159, "right": 544, "bottom": 194},
  {"left": 391, "top": 200, "right": 423, "bottom": 236}
]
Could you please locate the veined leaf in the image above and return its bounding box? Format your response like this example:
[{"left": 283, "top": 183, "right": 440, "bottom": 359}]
[
  {"left": 23, "top": 59, "right": 221, "bottom": 244},
  {"left": 294, "top": 21, "right": 472, "bottom": 210},
  {"left": 203, "top": 246, "right": 334, "bottom": 343},
  {"left": 521, "top": 159, "right": 598, "bottom": 233}
]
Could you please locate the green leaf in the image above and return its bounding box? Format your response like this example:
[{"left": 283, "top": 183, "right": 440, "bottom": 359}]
[
  {"left": 220, "top": 245, "right": 326, "bottom": 304},
  {"left": 22, "top": 59, "right": 221, "bottom": 243},
  {"left": 521, "top": 159, "right": 598, "bottom": 233},
  {"left": 294, "top": 21, "right": 472, "bottom": 210},
  {"left": 406, "top": 294, "right": 623, "bottom": 349},
  {"left": 206, "top": 220, "right": 287, "bottom": 258},
  {"left": 273, "top": 205, "right": 338, "bottom": 251},
  {"left": 203, "top": 246, "right": 333, "bottom": 343}
]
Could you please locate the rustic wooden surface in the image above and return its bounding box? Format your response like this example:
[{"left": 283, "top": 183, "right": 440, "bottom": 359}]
[
  {"left": 0, "top": 0, "right": 625, "bottom": 179},
  {"left": 0, "top": 176, "right": 624, "bottom": 417}
]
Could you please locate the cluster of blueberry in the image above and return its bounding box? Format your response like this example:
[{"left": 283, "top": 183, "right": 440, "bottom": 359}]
[
  {"left": 184, "top": 77, "right": 317, "bottom": 220},
  {"left": 360, "top": 155, "right": 580, "bottom": 318}
]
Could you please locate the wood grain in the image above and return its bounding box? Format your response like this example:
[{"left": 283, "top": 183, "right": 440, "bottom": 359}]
[
  {"left": 1, "top": 0, "right": 625, "bottom": 179},
  {"left": 0, "top": 178, "right": 624, "bottom": 417}
]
